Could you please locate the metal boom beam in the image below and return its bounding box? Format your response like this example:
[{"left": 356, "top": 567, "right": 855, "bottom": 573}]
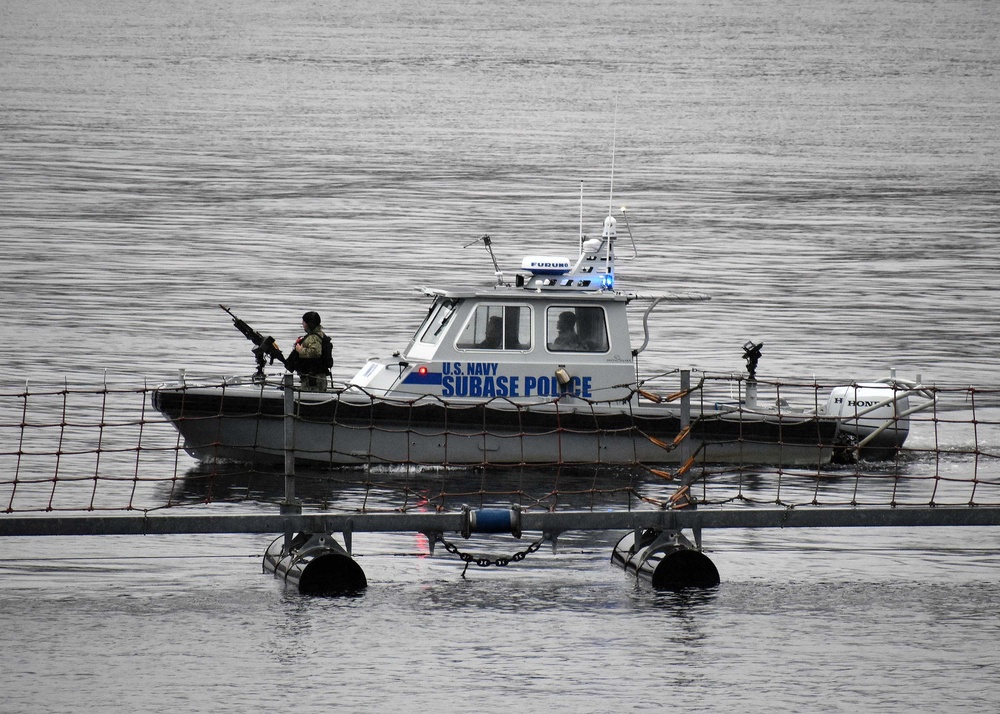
[{"left": 2, "top": 507, "right": 999, "bottom": 537}]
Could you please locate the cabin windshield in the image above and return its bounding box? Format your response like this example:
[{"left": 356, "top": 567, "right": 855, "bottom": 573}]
[
  {"left": 414, "top": 298, "right": 458, "bottom": 346},
  {"left": 456, "top": 304, "right": 532, "bottom": 351},
  {"left": 546, "top": 306, "right": 609, "bottom": 353}
]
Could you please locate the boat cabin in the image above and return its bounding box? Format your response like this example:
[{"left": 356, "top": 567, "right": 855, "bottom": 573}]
[{"left": 348, "top": 215, "right": 689, "bottom": 404}]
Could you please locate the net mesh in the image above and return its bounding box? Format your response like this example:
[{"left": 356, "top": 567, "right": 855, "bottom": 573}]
[{"left": 1, "top": 374, "right": 998, "bottom": 516}]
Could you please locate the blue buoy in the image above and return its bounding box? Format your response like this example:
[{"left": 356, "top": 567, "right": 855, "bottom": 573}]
[{"left": 462, "top": 506, "right": 522, "bottom": 538}]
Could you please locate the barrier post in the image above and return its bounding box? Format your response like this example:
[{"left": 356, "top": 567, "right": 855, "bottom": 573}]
[{"left": 282, "top": 374, "right": 301, "bottom": 554}]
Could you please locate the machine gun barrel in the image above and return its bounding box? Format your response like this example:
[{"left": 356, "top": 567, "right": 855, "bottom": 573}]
[{"left": 219, "top": 305, "right": 286, "bottom": 380}]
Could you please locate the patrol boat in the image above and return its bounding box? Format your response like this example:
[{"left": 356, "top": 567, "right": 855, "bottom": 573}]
[{"left": 152, "top": 212, "right": 932, "bottom": 468}]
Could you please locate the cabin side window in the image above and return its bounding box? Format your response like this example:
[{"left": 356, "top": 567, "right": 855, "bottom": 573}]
[
  {"left": 546, "top": 306, "right": 609, "bottom": 353},
  {"left": 415, "top": 298, "right": 458, "bottom": 346},
  {"left": 456, "top": 304, "right": 532, "bottom": 351}
]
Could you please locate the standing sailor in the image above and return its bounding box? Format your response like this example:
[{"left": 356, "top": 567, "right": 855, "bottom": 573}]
[{"left": 288, "top": 310, "right": 332, "bottom": 391}]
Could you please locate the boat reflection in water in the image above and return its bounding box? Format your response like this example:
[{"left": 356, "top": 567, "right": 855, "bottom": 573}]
[{"left": 166, "top": 460, "right": 657, "bottom": 513}]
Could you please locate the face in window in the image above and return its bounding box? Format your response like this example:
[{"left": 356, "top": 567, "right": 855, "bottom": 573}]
[
  {"left": 547, "top": 307, "right": 608, "bottom": 352},
  {"left": 480, "top": 316, "right": 503, "bottom": 349}
]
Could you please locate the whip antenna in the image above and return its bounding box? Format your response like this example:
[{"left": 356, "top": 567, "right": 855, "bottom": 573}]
[
  {"left": 463, "top": 234, "right": 505, "bottom": 285},
  {"left": 608, "top": 93, "right": 618, "bottom": 216}
]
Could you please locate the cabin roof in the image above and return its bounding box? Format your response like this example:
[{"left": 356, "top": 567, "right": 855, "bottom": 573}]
[{"left": 417, "top": 286, "right": 710, "bottom": 303}]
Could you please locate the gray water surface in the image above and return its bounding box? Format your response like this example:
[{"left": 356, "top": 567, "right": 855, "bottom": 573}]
[{"left": 2, "top": 0, "right": 999, "bottom": 711}]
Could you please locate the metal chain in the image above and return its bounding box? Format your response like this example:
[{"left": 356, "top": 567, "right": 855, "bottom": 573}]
[{"left": 436, "top": 534, "right": 546, "bottom": 578}]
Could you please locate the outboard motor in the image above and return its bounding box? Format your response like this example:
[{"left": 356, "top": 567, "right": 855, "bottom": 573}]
[{"left": 825, "top": 383, "right": 911, "bottom": 460}]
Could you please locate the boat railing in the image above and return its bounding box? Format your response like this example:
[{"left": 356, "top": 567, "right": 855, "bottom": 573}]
[{"left": 639, "top": 370, "right": 938, "bottom": 425}]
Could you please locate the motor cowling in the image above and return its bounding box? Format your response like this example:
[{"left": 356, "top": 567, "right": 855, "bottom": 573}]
[{"left": 825, "top": 383, "right": 910, "bottom": 458}]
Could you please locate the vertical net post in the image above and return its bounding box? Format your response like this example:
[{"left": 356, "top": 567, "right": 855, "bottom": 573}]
[{"left": 282, "top": 374, "right": 300, "bottom": 554}]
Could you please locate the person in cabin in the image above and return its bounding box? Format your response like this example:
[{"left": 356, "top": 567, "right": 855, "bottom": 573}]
[
  {"left": 287, "top": 310, "right": 332, "bottom": 391},
  {"left": 480, "top": 315, "right": 503, "bottom": 349},
  {"left": 552, "top": 310, "right": 586, "bottom": 351}
]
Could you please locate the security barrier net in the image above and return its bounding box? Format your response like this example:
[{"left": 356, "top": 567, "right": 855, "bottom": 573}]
[{"left": 1, "top": 373, "right": 998, "bottom": 516}]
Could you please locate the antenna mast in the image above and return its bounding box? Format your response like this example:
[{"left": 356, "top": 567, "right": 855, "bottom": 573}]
[
  {"left": 463, "top": 234, "right": 505, "bottom": 286},
  {"left": 608, "top": 94, "right": 618, "bottom": 216}
]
